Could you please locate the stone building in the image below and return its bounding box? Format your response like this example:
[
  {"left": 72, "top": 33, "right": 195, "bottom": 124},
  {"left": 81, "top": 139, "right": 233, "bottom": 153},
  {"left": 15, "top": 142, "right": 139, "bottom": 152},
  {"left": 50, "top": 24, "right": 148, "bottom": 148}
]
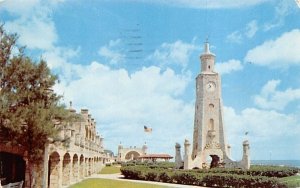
[
  {"left": 0, "top": 106, "right": 109, "bottom": 188},
  {"left": 117, "top": 143, "right": 148, "bottom": 162},
  {"left": 175, "top": 41, "right": 250, "bottom": 170},
  {"left": 117, "top": 143, "right": 173, "bottom": 163},
  {"left": 138, "top": 154, "right": 173, "bottom": 162}
]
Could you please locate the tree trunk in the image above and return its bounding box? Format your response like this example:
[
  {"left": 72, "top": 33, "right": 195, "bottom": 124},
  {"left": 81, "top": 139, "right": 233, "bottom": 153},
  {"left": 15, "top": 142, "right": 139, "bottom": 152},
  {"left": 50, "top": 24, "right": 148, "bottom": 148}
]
[{"left": 27, "top": 160, "right": 36, "bottom": 188}]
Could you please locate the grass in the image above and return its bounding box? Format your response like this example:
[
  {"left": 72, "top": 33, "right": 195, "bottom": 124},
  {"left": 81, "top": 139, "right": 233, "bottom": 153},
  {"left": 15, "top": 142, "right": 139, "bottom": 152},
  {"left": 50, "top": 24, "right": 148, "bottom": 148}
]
[
  {"left": 69, "top": 178, "right": 168, "bottom": 188},
  {"left": 280, "top": 175, "right": 300, "bottom": 188},
  {"left": 99, "top": 165, "right": 121, "bottom": 174}
]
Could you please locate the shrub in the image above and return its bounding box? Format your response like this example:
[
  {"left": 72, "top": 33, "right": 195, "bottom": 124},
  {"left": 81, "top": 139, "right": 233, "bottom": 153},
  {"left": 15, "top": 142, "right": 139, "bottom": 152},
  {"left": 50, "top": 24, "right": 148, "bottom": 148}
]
[
  {"left": 145, "top": 171, "right": 158, "bottom": 181},
  {"left": 120, "top": 165, "right": 290, "bottom": 188},
  {"left": 192, "top": 165, "right": 299, "bottom": 178},
  {"left": 158, "top": 172, "right": 172, "bottom": 183}
]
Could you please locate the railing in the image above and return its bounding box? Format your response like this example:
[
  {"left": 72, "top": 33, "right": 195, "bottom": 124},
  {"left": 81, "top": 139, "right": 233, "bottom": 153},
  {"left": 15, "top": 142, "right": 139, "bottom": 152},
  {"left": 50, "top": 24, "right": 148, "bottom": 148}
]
[{"left": 57, "top": 128, "right": 104, "bottom": 153}]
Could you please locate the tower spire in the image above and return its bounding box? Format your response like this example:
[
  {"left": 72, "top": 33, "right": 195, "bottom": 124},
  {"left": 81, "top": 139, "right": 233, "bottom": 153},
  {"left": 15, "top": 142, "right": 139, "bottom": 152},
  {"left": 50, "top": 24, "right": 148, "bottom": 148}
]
[
  {"left": 200, "top": 38, "right": 215, "bottom": 72},
  {"left": 204, "top": 37, "right": 211, "bottom": 54}
]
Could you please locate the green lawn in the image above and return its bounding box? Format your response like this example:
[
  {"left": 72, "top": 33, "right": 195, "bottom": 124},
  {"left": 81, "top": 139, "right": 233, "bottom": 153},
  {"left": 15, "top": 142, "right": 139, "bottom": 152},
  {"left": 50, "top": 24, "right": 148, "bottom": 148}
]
[
  {"left": 69, "top": 178, "right": 168, "bottom": 188},
  {"left": 99, "top": 165, "right": 121, "bottom": 174},
  {"left": 280, "top": 175, "right": 300, "bottom": 188}
]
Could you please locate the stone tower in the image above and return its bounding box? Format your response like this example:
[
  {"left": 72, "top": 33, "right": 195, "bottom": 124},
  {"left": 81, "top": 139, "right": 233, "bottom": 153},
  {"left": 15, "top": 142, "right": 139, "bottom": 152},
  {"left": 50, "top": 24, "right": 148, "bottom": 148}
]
[
  {"left": 192, "top": 41, "right": 228, "bottom": 165},
  {"left": 177, "top": 41, "right": 250, "bottom": 170}
]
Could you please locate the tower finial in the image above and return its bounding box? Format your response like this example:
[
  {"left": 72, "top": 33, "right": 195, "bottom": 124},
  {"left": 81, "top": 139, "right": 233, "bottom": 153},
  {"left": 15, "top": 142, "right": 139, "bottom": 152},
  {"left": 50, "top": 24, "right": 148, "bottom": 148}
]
[{"left": 204, "top": 39, "right": 210, "bottom": 54}]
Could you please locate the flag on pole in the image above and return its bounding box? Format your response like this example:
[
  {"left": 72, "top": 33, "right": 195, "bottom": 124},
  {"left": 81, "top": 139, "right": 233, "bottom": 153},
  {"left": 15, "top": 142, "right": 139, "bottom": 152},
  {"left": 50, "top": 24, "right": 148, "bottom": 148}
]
[{"left": 144, "top": 125, "right": 152, "bottom": 133}]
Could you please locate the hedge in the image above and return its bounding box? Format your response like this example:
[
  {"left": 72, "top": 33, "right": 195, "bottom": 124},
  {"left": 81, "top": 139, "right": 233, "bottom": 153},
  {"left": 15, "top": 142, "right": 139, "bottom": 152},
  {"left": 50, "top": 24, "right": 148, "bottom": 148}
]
[
  {"left": 192, "top": 165, "right": 299, "bottom": 178},
  {"left": 120, "top": 166, "right": 290, "bottom": 188}
]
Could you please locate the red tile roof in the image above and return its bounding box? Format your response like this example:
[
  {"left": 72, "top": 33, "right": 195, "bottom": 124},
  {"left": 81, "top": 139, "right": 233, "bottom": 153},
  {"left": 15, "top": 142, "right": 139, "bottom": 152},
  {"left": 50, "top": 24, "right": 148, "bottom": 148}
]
[{"left": 138, "top": 154, "right": 173, "bottom": 159}]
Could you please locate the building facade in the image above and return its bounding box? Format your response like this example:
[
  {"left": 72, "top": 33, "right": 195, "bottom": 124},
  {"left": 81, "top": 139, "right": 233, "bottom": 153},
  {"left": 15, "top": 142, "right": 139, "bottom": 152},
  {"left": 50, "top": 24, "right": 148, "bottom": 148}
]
[
  {"left": 175, "top": 42, "right": 250, "bottom": 170},
  {"left": 0, "top": 106, "right": 109, "bottom": 188},
  {"left": 117, "top": 143, "right": 148, "bottom": 162}
]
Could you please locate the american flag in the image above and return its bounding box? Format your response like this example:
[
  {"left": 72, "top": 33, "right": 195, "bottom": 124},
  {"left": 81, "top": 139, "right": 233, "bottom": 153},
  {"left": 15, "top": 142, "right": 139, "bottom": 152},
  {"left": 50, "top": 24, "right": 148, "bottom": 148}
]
[{"left": 144, "top": 125, "right": 152, "bottom": 133}]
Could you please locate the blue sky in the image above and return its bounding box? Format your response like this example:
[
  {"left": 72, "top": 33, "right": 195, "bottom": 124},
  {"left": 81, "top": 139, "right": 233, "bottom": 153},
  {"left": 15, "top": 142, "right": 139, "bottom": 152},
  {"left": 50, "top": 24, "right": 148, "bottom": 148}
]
[{"left": 1, "top": 0, "right": 300, "bottom": 160}]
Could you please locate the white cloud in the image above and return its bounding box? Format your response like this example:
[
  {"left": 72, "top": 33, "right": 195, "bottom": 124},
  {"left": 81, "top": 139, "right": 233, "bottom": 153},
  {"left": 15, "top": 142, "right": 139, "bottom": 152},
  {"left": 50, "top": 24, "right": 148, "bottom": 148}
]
[
  {"left": 2, "top": 0, "right": 81, "bottom": 82},
  {"left": 0, "top": 0, "right": 40, "bottom": 16},
  {"left": 244, "top": 29, "right": 300, "bottom": 68},
  {"left": 0, "top": 0, "right": 65, "bottom": 16},
  {"left": 148, "top": 40, "right": 198, "bottom": 69},
  {"left": 226, "top": 31, "right": 243, "bottom": 44},
  {"left": 245, "top": 20, "right": 258, "bottom": 38},
  {"left": 254, "top": 79, "right": 300, "bottom": 111},
  {"left": 53, "top": 62, "right": 193, "bottom": 154},
  {"left": 1, "top": 0, "right": 66, "bottom": 50},
  {"left": 6, "top": 17, "right": 57, "bottom": 50},
  {"left": 224, "top": 106, "right": 300, "bottom": 159},
  {"left": 226, "top": 20, "right": 258, "bottom": 44},
  {"left": 215, "top": 59, "right": 243, "bottom": 75},
  {"left": 42, "top": 46, "right": 81, "bottom": 83},
  {"left": 98, "top": 39, "right": 126, "bottom": 65},
  {"left": 134, "top": 0, "right": 270, "bottom": 9},
  {"left": 263, "top": 0, "right": 295, "bottom": 31}
]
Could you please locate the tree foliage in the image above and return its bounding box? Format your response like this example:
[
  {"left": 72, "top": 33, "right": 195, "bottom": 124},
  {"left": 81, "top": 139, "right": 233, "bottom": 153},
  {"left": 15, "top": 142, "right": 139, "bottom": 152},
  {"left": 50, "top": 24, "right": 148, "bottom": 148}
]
[{"left": 0, "top": 25, "right": 69, "bottom": 162}]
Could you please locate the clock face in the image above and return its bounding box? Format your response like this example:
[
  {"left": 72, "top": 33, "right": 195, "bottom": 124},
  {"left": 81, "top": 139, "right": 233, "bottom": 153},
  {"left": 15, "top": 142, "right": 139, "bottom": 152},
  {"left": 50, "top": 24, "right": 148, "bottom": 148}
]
[{"left": 206, "top": 81, "right": 216, "bottom": 92}]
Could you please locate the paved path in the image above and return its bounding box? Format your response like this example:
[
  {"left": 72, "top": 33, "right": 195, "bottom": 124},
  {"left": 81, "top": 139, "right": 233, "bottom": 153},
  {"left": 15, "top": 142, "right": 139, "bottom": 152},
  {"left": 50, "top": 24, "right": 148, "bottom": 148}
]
[{"left": 90, "top": 173, "right": 206, "bottom": 188}]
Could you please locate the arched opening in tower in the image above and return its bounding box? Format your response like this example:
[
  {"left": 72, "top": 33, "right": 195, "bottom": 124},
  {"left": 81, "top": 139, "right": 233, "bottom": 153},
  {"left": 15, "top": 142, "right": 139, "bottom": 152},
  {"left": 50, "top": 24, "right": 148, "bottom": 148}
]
[{"left": 209, "top": 155, "right": 220, "bottom": 168}]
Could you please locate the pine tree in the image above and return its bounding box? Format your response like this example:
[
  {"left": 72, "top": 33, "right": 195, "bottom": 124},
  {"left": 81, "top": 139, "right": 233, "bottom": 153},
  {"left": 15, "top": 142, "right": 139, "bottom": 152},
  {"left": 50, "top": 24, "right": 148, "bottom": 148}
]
[{"left": 0, "top": 25, "right": 72, "bottom": 187}]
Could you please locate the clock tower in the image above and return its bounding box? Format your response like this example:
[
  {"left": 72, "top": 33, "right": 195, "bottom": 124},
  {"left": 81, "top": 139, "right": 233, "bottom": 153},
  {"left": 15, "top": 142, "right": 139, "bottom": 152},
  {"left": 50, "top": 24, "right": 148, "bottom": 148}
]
[
  {"left": 175, "top": 41, "right": 250, "bottom": 170},
  {"left": 192, "top": 41, "right": 229, "bottom": 166}
]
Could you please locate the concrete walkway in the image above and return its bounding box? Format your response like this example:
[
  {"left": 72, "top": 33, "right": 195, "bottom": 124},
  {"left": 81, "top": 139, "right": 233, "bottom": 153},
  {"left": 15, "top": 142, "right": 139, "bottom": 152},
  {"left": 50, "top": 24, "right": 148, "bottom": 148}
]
[{"left": 90, "top": 173, "right": 206, "bottom": 188}]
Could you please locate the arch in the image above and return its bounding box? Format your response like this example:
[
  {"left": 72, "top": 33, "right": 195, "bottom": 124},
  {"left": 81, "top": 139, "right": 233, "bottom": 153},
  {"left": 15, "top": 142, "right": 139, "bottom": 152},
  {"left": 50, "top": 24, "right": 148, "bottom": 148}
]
[
  {"left": 88, "top": 158, "right": 92, "bottom": 176},
  {"left": 62, "top": 153, "right": 71, "bottom": 186},
  {"left": 94, "top": 157, "right": 97, "bottom": 173},
  {"left": 125, "top": 151, "right": 141, "bottom": 161},
  {"left": 85, "top": 158, "right": 89, "bottom": 176},
  {"left": 79, "top": 155, "right": 84, "bottom": 179},
  {"left": 85, "top": 127, "right": 88, "bottom": 138},
  {"left": 0, "top": 152, "right": 25, "bottom": 185},
  {"left": 72, "top": 154, "right": 79, "bottom": 182},
  {"left": 48, "top": 151, "right": 60, "bottom": 188},
  {"left": 203, "top": 149, "right": 223, "bottom": 169}
]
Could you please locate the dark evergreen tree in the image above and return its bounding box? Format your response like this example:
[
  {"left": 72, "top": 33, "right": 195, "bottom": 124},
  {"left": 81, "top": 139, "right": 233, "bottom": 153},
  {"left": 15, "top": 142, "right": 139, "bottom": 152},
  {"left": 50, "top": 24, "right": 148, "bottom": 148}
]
[{"left": 0, "top": 25, "right": 72, "bottom": 187}]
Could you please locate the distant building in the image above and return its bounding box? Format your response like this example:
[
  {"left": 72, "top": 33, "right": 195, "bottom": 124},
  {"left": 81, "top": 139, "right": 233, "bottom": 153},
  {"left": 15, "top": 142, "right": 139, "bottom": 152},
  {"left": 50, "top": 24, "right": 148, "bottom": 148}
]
[
  {"left": 0, "top": 106, "right": 109, "bottom": 188},
  {"left": 117, "top": 143, "right": 148, "bottom": 162},
  {"left": 104, "top": 149, "right": 117, "bottom": 164},
  {"left": 139, "top": 154, "right": 173, "bottom": 162},
  {"left": 117, "top": 143, "right": 173, "bottom": 163}
]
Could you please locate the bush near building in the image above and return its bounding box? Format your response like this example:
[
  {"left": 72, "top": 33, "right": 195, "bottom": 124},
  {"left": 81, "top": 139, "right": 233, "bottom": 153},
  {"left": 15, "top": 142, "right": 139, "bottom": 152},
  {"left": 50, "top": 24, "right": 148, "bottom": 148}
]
[{"left": 120, "top": 163, "right": 300, "bottom": 188}]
